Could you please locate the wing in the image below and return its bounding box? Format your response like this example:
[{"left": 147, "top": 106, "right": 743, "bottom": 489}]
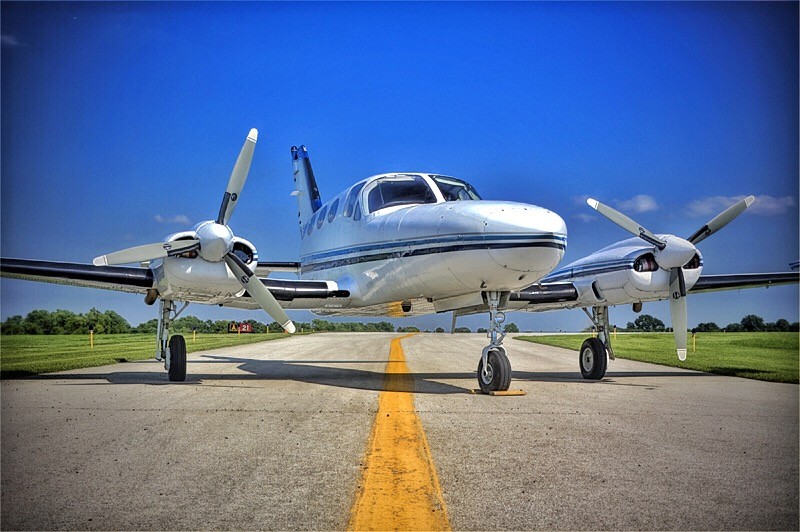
[
  {"left": 689, "top": 272, "right": 799, "bottom": 293},
  {"left": 1, "top": 258, "right": 154, "bottom": 294},
  {"left": 1, "top": 258, "right": 349, "bottom": 308},
  {"left": 509, "top": 271, "right": 799, "bottom": 313}
]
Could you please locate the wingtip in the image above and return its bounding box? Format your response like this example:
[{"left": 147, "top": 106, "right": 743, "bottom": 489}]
[
  {"left": 283, "top": 321, "right": 296, "bottom": 334},
  {"left": 586, "top": 198, "right": 599, "bottom": 210},
  {"left": 247, "top": 128, "right": 258, "bottom": 143},
  {"left": 745, "top": 195, "right": 755, "bottom": 207},
  {"left": 92, "top": 256, "right": 108, "bottom": 267},
  {"left": 677, "top": 348, "right": 687, "bottom": 361}
]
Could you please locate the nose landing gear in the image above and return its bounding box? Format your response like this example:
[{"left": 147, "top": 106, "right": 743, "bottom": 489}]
[
  {"left": 155, "top": 298, "right": 190, "bottom": 382},
  {"left": 477, "top": 291, "right": 512, "bottom": 393},
  {"left": 579, "top": 305, "right": 613, "bottom": 380}
]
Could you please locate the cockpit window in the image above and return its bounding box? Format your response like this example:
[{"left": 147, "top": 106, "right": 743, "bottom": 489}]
[
  {"left": 431, "top": 175, "right": 481, "bottom": 201},
  {"left": 367, "top": 175, "right": 437, "bottom": 213}
]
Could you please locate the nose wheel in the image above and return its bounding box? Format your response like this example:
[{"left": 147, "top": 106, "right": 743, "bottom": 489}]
[
  {"left": 476, "top": 291, "right": 513, "bottom": 393},
  {"left": 477, "top": 346, "right": 511, "bottom": 393}
]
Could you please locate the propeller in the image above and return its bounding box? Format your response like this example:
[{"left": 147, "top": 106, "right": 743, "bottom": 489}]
[
  {"left": 687, "top": 195, "right": 755, "bottom": 245},
  {"left": 92, "top": 128, "right": 295, "bottom": 333},
  {"left": 224, "top": 253, "right": 296, "bottom": 334},
  {"left": 587, "top": 195, "right": 755, "bottom": 359},
  {"left": 93, "top": 239, "right": 199, "bottom": 266},
  {"left": 217, "top": 129, "right": 258, "bottom": 226}
]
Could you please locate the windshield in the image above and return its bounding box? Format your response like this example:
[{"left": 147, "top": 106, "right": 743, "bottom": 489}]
[
  {"left": 431, "top": 175, "right": 481, "bottom": 201},
  {"left": 367, "top": 175, "right": 437, "bottom": 212}
]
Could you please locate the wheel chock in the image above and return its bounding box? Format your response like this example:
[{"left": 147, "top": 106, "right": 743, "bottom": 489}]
[{"left": 470, "top": 389, "right": 527, "bottom": 396}]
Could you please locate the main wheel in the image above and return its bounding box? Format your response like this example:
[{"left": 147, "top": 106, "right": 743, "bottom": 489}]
[
  {"left": 477, "top": 348, "right": 512, "bottom": 393},
  {"left": 168, "top": 335, "right": 187, "bottom": 382},
  {"left": 579, "top": 338, "right": 607, "bottom": 380}
]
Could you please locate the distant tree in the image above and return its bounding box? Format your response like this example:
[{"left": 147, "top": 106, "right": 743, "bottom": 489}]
[
  {"left": 434, "top": 327, "right": 445, "bottom": 333},
  {"left": 397, "top": 326, "right": 420, "bottom": 333},
  {"left": 103, "top": 310, "right": 131, "bottom": 334},
  {"left": 791, "top": 322, "right": 800, "bottom": 332},
  {"left": 476, "top": 328, "right": 488, "bottom": 333},
  {"left": 454, "top": 327, "right": 471, "bottom": 333},
  {"left": 773, "top": 319, "right": 791, "bottom": 332},
  {"left": 633, "top": 314, "right": 665, "bottom": 332},
  {"left": 724, "top": 322, "right": 743, "bottom": 332},
  {"left": 625, "top": 322, "right": 635, "bottom": 331},
  {"left": 695, "top": 322, "right": 720, "bottom": 332},
  {"left": 740, "top": 314, "right": 765, "bottom": 332},
  {"left": 133, "top": 319, "right": 159, "bottom": 334},
  {"left": 503, "top": 323, "right": 519, "bottom": 333},
  {"left": 0, "top": 315, "right": 25, "bottom": 335},
  {"left": 24, "top": 309, "right": 55, "bottom": 334}
]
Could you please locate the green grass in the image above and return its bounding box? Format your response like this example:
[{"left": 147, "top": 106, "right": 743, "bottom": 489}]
[
  {"left": 515, "top": 332, "right": 799, "bottom": 384},
  {"left": 0, "top": 333, "right": 291, "bottom": 378}
]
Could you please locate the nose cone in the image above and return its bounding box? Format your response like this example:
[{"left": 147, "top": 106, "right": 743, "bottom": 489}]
[
  {"left": 196, "top": 221, "right": 234, "bottom": 262},
  {"left": 483, "top": 203, "right": 567, "bottom": 273},
  {"left": 655, "top": 235, "right": 698, "bottom": 269}
]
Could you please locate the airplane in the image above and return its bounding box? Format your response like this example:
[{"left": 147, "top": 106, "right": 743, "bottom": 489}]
[{"left": 2, "top": 128, "right": 797, "bottom": 391}]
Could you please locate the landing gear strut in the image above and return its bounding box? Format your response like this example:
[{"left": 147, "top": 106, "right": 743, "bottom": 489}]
[
  {"left": 155, "top": 299, "right": 190, "bottom": 381},
  {"left": 477, "top": 292, "right": 512, "bottom": 393},
  {"left": 579, "top": 306, "right": 613, "bottom": 380}
]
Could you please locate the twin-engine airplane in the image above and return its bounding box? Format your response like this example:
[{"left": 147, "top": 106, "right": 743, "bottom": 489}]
[{"left": 2, "top": 129, "right": 797, "bottom": 391}]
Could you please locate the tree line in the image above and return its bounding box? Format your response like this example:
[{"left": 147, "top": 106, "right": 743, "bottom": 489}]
[
  {"left": 0, "top": 309, "right": 397, "bottom": 335},
  {"left": 624, "top": 314, "right": 798, "bottom": 333}
]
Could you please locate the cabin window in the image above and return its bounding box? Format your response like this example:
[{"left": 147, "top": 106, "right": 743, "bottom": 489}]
[
  {"left": 316, "top": 205, "right": 328, "bottom": 229},
  {"left": 431, "top": 175, "right": 482, "bottom": 201},
  {"left": 306, "top": 213, "right": 317, "bottom": 236},
  {"left": 328, "top": 198, "right": 339, "bottom": 223},
  {"left": 344, "top": 182, "right": 365, "bottom": 217},
  {"left": 367, "top": 175, "right": 437, "bottom": 213},
  {"left": 353, "top": 201, "right": 362, "bottom": 221}
]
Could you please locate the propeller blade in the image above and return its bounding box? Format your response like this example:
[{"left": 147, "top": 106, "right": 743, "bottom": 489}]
[
  {"left": 217, "top": 129, "right": 258, "bottom": 226},
  {"left": 223, "top": 252, "right": 295, "bottom": 334},
  {"left": 687, "top": 195, "right": 755, "bottom": 245},
  {"left": 93, "top": 239, "right": 200, "bottom": 266},
  {"left": 669, "top": 267, "right": 688, "bottom": 361},
  {"left": 586, "top": 198, "right": 666, "bottom": 249}
]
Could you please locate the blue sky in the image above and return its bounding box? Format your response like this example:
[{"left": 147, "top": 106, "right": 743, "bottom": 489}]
[{"left": 2, "top": 1, "right": 797, "bottom": 332}]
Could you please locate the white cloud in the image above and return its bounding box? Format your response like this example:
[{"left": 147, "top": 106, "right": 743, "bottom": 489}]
[
  {"left": 573, "top": 213, "right": 596, "bottom": 223},
  {"left": 154, "top": 214, "right": 191, "bottom": 224},
  {"left": 1, "top": 35, "right": 23, "bottom": 47},
  {"left": 572, "top": 195, "right": 591, "bottom": 206},
  {"left": 614, "top": 194, "right": 659, "bottom": 214},
  {"left": 687, "top": 195, "right": 795, "bottom": 217}
]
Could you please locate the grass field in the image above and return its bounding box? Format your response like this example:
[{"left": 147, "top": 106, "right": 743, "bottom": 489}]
[
  {"left": 515, "top": 332, "right": 799, "bottom": 384},
  {"left": 0, "top": 333, "right": 291, "bottom": 378}
]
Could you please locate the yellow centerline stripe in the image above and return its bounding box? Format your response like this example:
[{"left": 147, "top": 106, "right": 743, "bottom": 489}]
[{"left": 348, "top": 334, "right": 451, "bottom": 531}]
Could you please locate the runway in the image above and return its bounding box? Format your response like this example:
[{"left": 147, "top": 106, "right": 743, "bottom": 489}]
[{"left": 2, "top": 333, "right": 797, "bottom": 530}]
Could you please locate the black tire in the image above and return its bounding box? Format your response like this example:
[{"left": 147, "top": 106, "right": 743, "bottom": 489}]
[
  {"left": 168, "top": 335, "right": 187, "bottom": 382},
  {"left": 477, "top": 348, "right": 512, "bottom": 393},
  {"left": 579, "top": 337, "right": 607, "bottom": 380}
]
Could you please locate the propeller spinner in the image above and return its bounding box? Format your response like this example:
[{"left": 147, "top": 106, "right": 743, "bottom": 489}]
[
  {"left": 93, "top": 129, "right": 295, "bottom": 333},
  {"left": 587, "top": 195, "right": 755, "bottom": 360}
]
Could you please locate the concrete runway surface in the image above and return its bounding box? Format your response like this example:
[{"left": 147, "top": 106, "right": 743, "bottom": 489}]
[{"left": 1, "top": 332, "right": 797, "bottom": 530}]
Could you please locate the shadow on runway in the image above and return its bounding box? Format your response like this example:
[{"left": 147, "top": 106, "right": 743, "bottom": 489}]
[{"left": 16, "top": 352, "right": 714, "bottom": 394}]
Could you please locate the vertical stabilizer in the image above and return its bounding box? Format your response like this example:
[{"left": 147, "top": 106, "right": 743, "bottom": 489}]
[{"left": 291, "top": 146, "right": 323, "bottom": 235}]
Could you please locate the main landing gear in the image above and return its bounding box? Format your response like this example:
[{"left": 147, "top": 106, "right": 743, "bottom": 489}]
[
  {"left": 579, "top": 305, "right": 614, "bottom": 380},
  {"left": 477, "top": 292, "right": 512, "bottom": 393},
  {"left": 155, "top": 299, "right": 190, "bottom": 381}
]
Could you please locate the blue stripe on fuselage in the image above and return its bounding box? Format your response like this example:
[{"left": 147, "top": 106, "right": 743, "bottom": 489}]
[{"left": 299, "top": 233, "right": 566, "bottom": 274}]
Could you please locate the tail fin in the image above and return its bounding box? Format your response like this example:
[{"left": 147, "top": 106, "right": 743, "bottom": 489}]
[{"left": 291, "top": 145, "right": 322, "bottom": 234}]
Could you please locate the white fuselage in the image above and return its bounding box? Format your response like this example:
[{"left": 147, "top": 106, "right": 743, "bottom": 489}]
[{"left": 295, "top": 173, "right": 567, "bottom": 312}]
